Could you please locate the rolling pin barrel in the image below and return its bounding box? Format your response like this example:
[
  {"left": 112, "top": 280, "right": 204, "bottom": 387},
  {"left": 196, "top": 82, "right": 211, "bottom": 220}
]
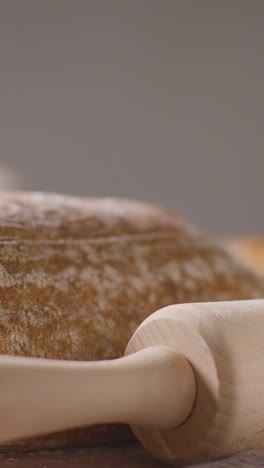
[{"left": 126, "top": 299, "right": 264, "bottom": 465}]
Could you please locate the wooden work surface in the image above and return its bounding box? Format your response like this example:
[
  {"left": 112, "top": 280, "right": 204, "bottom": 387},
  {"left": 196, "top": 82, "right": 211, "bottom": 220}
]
[{"left": 0, "top": 444, "right": 263, "bottom": 467}]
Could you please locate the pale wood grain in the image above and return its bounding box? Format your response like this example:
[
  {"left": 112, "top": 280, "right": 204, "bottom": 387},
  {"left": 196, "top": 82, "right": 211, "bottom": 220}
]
[
  {"left": 126, "top": 299, "right": 264, "bottom": 465},
  {"left": 0, "top": 347, "right": 195, "bottom": 442}
]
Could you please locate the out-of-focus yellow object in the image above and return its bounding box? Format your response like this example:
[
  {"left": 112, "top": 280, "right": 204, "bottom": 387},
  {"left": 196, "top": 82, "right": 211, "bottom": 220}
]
[{"left": 226, "top": 236, "right": 264, "bottom": 274}]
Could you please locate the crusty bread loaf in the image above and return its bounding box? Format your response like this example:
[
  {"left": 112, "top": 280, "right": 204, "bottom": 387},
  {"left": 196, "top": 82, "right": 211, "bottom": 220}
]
[
  {"left": 1, "top": 192, "right": 264, "bottom": 451},
  {"left": 225, "top": 236, "right": 264, "bottom": 274}
]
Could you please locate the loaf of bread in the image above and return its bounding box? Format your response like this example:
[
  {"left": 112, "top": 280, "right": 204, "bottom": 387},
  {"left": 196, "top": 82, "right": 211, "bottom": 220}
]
[
  {"left": 225, "top": 236, "right": 264, "bottom": 274},
  {"left": 1, "top": 192, "right": 264, "bottom": 451}
]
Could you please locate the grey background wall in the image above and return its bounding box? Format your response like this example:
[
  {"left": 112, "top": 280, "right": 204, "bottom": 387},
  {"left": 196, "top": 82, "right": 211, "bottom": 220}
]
[{"left": 0, "top": 1, "right": 263, "bottom": 234}]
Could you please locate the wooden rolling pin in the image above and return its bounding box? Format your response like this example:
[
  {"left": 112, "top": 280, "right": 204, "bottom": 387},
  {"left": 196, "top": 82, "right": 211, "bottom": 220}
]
[{"left": 0, "top": 299, "right": 264, "bottom": 466}]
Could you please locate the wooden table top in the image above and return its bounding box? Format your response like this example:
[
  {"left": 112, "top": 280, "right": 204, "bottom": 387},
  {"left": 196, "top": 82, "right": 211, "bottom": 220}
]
[
  {"left": 0, "top": 444, "right": 263, "bottom": 468},
  {"left": 0, "top": 443, "right": 162, "bottom": 467}
]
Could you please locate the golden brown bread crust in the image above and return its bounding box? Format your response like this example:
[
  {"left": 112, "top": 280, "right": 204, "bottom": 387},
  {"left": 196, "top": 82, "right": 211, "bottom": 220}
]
[
  {"left": 0, "top": 192, "right": 264, "bottom": 451},
  {"left": 0, "top": 192, "right": 191, "bottom": 240},
  {"left": 225, "top": 236, "right": 264, "bottom": 274}
]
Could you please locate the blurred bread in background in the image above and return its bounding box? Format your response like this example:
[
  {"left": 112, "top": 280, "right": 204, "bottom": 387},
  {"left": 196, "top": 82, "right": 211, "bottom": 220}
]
[
  {"left": 225, "top": 236, "right": 264, "bottom": 274},
  {"left": 0, "top": 163, "right": 21, "bottom": 190},
  {"left": 0, "top": 163, "right": 263, "bottom": 278}
]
